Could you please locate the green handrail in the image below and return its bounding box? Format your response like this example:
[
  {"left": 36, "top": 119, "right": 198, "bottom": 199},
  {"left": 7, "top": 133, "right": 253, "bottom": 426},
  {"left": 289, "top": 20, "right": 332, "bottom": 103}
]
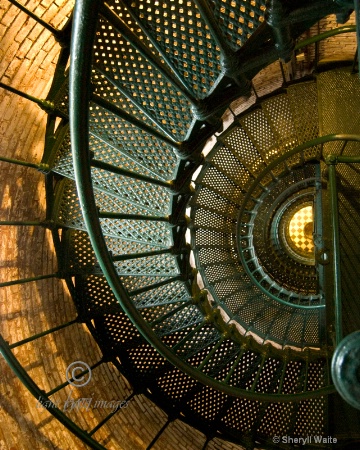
[
  {"left": 327, "top": 163, "right": 343, "bottom": 347},
  {"left": 69, "top": 0, "right": 337, "bottom": 401},
  {"left": 0, "top": 335, "right": 106, "bottom": 450},
  {"left": 294, "top": 25, "right": 356, "bottom": 50},
  {"left": 324, "top": 152, "right": 360, "bottom": 346}
]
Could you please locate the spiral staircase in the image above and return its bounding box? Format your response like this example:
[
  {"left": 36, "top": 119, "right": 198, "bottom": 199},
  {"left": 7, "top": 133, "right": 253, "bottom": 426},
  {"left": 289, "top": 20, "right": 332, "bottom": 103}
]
[{"left": 1, "top": 0, "right": 360, "bottom": 449}]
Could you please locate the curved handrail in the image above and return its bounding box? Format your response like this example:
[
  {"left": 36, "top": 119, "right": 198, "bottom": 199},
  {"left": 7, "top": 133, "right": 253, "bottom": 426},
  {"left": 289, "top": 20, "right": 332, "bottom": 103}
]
[
  {"left": 294, "top": 25, "right": 356, "bottom": 50},
  {"left": 237, "top": 134, "right": 360, "bottom": 309},
  {"left": 69, "top": 0, "right": 338, "bottom": 401},
  {"left": 0, "top": 334, "right": 106, "bottom": 450}
]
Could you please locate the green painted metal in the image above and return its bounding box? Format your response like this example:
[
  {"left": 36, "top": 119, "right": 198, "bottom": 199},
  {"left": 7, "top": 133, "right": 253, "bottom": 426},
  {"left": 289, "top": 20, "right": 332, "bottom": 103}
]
[
  {"left": 294, "top": 25, "right": 356, "bottom": 50},
  {"left": 88, "top": 392, "right": 135, "bottom": 437},
  {"left": 46, "top": 360, "right": 103, "bottom": 397},
  {"left": 98, "top": 212, "right": 170, "bottom": 222},
  {"left": 63, "top": 0, "right": 360, "bottom": 413},
  {"left": 191, "top": 0, "right": 254, "bottom": 87},
  {"left": 302, "top": 352, "right": 310, "bottom": 391},
  {"left": 223, "top": 346, "right": 247, "bottom": 384},
  {"left": 93, "top": 65, "right": 184, "bottom": 142},
  {"left": 237, "top": 134, "right": 360, "bottom": 309},
  {"left": 193, "top": 0, "right": 234, "bottom": 60},
  {"left": 114, "top": 0, "right": 198, "bottom": 96},
  {"left": 149, "top": 301, "right": 193, "bottom": 327},
  {"left": 111, "top": 248, "right": 173, "bottom": 262},
  {"left": 0, "top": 154, "right": 49, "bottom": 171},
  {"left": 0, "top": 335, "right": 106, "bottom": 450},
  {"left": 87, "top": 134, "right": 173, "bottom": 182},
  {"left": 277, "top": 354, "right": 289, "bottom": 393},
  {"left": 0, "top": 82, "right": 65, "bottom": 117},
  {"left": 91, "top": 94, "right": 182, "bottom": 152},
  {"left": 0, "top": 273, "right": 58, "bottom": 288},
  {"left": 250, "top": 353, "right": 267, "bottom": 391},
  {"left": 70, "top": 5, "right": 337, "bottom": 395},
  {"left": 98, "top": 3, "right": 198, "bottom": 107},
  {"left": 91, "top": 159, "right": 172, "bottom": 189},
  {"left": 171, "top": 321, "right": 208, "bottom": 352},
  {"left": 146, "top": 418, "right": 172, "bottom": 450},
  {"left": 8, "top": 1, "right": 360, "bottom": 446},
  {"left": 327, "top": 163, "right": 343, "bottom": 347},
  {"left": 197, "top": 334, "right": 227, "bottom": 371},
  {"left": 266, "top": 0, "right": 294, "bottom": 62},
  {"left": 128, "top": 276, "right": 185, "bottom": 297},
  {"left": 327, "top": 154, "right": 360, "bottom": 164}
]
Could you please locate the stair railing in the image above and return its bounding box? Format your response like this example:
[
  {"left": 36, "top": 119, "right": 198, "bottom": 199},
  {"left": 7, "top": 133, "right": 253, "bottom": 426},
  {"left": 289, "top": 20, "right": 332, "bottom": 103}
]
[{"left": 69, "top": 0, "right": 346, "bottom": 401}]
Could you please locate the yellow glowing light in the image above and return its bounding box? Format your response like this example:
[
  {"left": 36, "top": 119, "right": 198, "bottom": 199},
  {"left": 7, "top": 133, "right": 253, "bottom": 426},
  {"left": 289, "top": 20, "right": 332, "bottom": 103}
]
[{"left": 288, "top": 205, "right": 314, "bottom": 255}]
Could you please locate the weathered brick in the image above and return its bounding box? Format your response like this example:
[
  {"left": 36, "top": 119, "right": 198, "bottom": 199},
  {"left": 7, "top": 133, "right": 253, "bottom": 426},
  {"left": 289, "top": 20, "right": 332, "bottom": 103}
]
[
  {"left": 0, "top": 5, "right": 18, "bottom": 28},
  {"left": 0, "top": 22, "right": 7, "bottom": 40},
  {"left": 7, "top": 56, "right": 32, "bottom": 86},
  {"left": 34, "top": 4, "right": 46, "bottom": 19},
  {"left": 4, "top": 55, "right": 22, "bottom": 79},
  {"left": 42, "top": 3, "right": 59, "bottom": 26},
  {"left": 14, "top": 19, "right": 35, "bottom": 45},
  {"left": 0, "top": 40, "right": 20, "bottom": 77}
]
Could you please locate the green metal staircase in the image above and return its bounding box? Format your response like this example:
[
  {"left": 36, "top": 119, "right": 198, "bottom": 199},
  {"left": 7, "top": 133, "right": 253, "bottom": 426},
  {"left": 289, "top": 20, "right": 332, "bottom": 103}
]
[{"left": 1, "top": 0, "right": 360, "bottom": 448}]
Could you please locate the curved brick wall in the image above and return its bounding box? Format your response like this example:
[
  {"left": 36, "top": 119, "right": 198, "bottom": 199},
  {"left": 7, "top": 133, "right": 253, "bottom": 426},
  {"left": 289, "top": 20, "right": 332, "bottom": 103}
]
[{"left": 0, "top": 2, "right": 357, "bottom": 449}]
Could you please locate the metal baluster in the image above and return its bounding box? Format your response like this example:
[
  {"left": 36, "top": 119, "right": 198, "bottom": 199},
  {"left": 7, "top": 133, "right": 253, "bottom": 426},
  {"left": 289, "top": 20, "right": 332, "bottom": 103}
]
[
  {"left": 250, "top": 352, "right": 267, "bottom": 392},
  {"left": 111, "top": 248, "right": 173, "bottom": 262},
  {"left": 88, "top": 392, "right": 135, "bottom": 437},
  {"left": 0, "top": 273, "right": 59, "bottom": 288},
  {"left": 8, "top": 0, "right": 71, "bottom": 46},
  {"left": 197, "top": 334, "right": 227, "bottom": 371},
  {"left": 327, "top": 161, "right": 342, "bottom": 346},
  {"left": 0, "top": 82, "right": 66, "bottom": 118},
  {"left": 46, "top": 360, "right": 104, "bottom": 397},
  {"left": 99, "top": 212, "right": 170, "bottom": 222},
  {"left": 9, "top": 318, "right": 78, "bottom": 349},
  {"left": 0, "top": 334, "right": 106, "bottom": 449},
  {"left": 171, "top": 320, "right": 207, "bottom": 352},
  {"left": 145, "top": 417, "right": 173, "bottom": 450},
  {"left": 0, "top": 154, "right": 48, "bottom": 171}
]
